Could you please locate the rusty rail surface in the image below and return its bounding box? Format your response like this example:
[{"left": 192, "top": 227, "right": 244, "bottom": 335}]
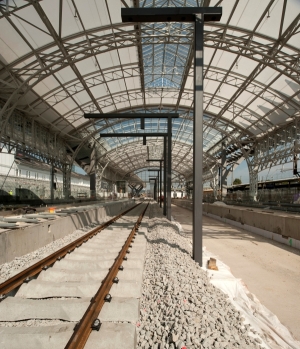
[
  {"left": 64, "top": 202, "right": 149, "bottom": 349},
  {"left": 0, "top": 202, "right": 142, "bottom": 297}
]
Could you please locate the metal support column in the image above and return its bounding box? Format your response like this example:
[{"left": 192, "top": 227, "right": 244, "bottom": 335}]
[
  {"left": 157, "top": 176, "right": 159, "bottom": 203},
  {"left": 50, "top": 163, "right": 55, "bottom": 203},
  {"left": 63, "top": 163, "right": 72, "bottom": 199},
  {"left": 160, "top": 160, "right": 162, "bottom": 208},
  {"left": 163, "top": 136, "right": 167, "bottom": 216},
  {"left": 90, "top": 172, "right": 96, "bottom": 199},
  {"left": 167, "top": 116, "right": 172, "bottom": 220},
  {"left": 120, "top": 6, "right": 222, "bottom": 265},
  {"left": 249, "top": 166, "right": 258, "bottom": 202},
  {"left": 193, "top": 14, "right": 204, "bottom": 265},
  {"left": 221, "top": 141, "right": 227, "bottom": 201}
]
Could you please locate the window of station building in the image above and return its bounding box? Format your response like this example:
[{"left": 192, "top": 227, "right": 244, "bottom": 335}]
[{"left": 15, "top": 169, "right": 18, "bottom": 177}]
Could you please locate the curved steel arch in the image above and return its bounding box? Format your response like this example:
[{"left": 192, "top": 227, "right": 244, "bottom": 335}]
[
  {"left": 1, "top": 19, "right": 298, "bottom": 142},
  {"left": 2, "top": 20, "right": 298, "bottom": 78},
  {"left": 0, "top": 1, "right": 298, "bottom": 186},
  {"left": 1, "top": 19, "right": 298, "bottom": 107},
  {"left": 62, "top": 87, "right": 267, "bottom": 134},
  {"left": 25, "top": 63, "right": 298, "bottom": 135}
]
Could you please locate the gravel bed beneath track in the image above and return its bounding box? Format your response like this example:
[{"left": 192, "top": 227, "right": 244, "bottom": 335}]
[
  {"left": 137, "top": 204, "right": 265, "bottom": 349},
  {"left": 0, "top": 222, "right": 103, "bottom": 283}
]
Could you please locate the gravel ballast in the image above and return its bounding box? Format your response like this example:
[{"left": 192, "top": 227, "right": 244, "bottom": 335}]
[{"left": 137, "top": 204, "right": 265, "bottom": 349}]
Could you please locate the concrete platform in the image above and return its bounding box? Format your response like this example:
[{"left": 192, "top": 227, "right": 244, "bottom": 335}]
[{"left": 171, "top": 203, "right": 300, "bottom": 341}]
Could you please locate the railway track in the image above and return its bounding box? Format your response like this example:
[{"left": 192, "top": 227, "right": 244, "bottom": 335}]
[{"left": 0, "top": 201, "right": 149, "bottom": 349}]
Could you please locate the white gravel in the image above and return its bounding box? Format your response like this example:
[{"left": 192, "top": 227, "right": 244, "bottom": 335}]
[
  {"left": 137, "top": 204, "right": 264, "bottom": 349},
  {"left": 0, "top": 222, "right": 103, "bottom": 283}
]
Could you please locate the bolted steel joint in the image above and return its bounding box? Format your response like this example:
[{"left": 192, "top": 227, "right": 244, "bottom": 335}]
[
  {"left": 104, "top": 294, "right": 112, "bottom": 302},
  {"left": 91, "top": 319, "right": 101, "bottom": 331}
]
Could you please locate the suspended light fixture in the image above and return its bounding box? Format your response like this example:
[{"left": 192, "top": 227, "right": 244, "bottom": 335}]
[{"left": 267, "top": 10, "right": 270, "bottom": 18}]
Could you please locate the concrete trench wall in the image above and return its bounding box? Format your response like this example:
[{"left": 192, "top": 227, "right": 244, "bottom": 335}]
[
  {"left": 172, "top": 199, "right": 300, "bottom": 250},
  {"left": 0, "top": 200, "right": 136, "bottom": 264}
]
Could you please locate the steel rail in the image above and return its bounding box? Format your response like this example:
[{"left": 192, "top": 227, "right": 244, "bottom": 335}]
[
  {"left": 65, "top": 202, "right": 149, "bottom": 349},
  {"left": 0, "top": 202, "right": 142, "bottom": 298}
]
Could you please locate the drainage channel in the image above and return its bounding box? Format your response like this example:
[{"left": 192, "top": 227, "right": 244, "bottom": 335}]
[{"left": 0, "top": 202, "right": 149, "bottom": 349}]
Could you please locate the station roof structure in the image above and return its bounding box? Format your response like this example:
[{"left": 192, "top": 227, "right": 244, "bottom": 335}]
[{"left": 0, "top": 0, "right": 299, "bottom": 182}]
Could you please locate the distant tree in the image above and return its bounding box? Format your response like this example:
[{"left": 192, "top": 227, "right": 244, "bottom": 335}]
[{"left": 233, "top": 178, "right": 242, "bottom": 185}]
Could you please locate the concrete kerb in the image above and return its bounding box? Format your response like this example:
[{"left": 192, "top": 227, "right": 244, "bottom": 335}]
[{"left": 172, "top": 200, "right": 300, "bottom": 251}]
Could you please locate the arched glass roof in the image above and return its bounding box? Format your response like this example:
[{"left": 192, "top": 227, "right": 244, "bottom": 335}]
[{"left": 0, "top": 0, "right": 299, "bottom": 180}]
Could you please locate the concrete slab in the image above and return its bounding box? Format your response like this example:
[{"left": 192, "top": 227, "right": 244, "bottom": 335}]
[
  {"left": 100, "top": 297, "right": 139, "bottom": 323},
  {"left": 85, "top": 239, "right": 125, "bottom": 245},
  {"left": 110, "top": 280, "right": 142, "bottom": 298},
  {"left": 71, "top": 247, "right": 121, "bottom": 254},
  {"left": 52, "top": 259, "right": 114, "bottom": 270},
  {"left": 126, "top": 249, "right": 146, "bottom": 260},
  {"left": 131, "top": 242, "right": 147, "bottom": 250},
  {"left": 63, "top": 253, "right": 118, "bottom": 261},
  {"left": 122, "top": 258, "right": 144, "bottom": 269},
  {"left": 0, "top": 323, "right": 74, "bottom": 349},
  {"left": 85, "top": 322, "right": 136, "bottom": 349},
  {"left": 0, "top": 297, "right": 90, "bottom": 321},
  {"left": 120, "top": 268, "right": 143, "bottom": 282},
  {"left": 38, "top": 268, "right": 108, "bottom": 282},
  {"left": 15, "top": 280, "right": 101, "bottom": 298}
]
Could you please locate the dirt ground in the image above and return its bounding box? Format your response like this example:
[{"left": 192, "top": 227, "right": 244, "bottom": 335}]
[{"left": 171, "top": 204, "right": 300, "bottom": 342}]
